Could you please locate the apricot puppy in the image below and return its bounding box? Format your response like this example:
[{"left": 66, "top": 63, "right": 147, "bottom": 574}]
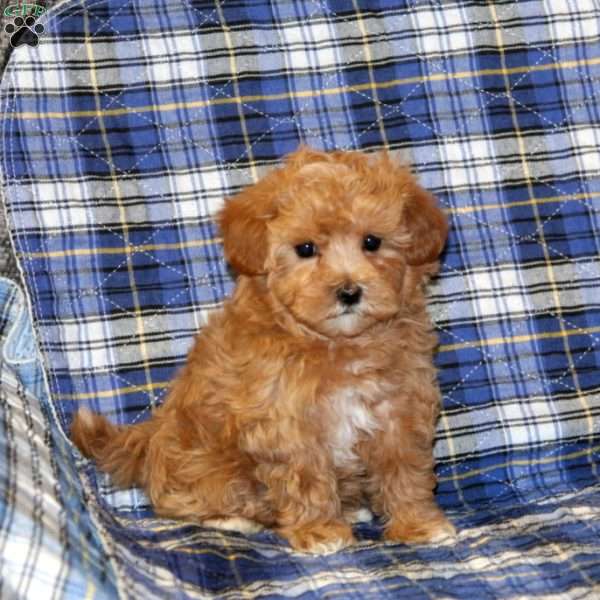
[{"left": 71, "top": 146, "right": 454, "bottom": 554}]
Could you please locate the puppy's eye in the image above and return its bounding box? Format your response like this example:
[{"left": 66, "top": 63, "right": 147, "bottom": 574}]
[
  {"left": 363, "top": 234, "right": 382, "bottom": 252},
  {"left": 295, "top": 241, "right": 317, "bottom": 258}
]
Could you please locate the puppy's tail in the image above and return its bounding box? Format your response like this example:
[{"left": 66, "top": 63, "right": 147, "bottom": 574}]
[{"left": 71, "top": 408, "right": 156, "bottom": 488}]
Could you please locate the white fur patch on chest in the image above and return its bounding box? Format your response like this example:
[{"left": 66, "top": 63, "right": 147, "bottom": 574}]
[{"left": 327, "top": 387, "right": 382, "bottom": 469}]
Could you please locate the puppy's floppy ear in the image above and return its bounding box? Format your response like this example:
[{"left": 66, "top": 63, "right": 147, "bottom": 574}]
[
  {"left": 219, "top": 181, "right": 277, "bottom": 275},
  {"left": 403, "top": 182, "right": 449, "bottom": 266},
  {"left": 219, "top": 145, "right": 328, "bottom": 275}
]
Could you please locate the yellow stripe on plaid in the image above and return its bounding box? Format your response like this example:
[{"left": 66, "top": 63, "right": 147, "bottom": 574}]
[
  {"left": 83, "top": 17, "right": 157, "bottom": 411},
  {"left": 23, "top": 237, "right": 221, "bottom": 259},
  {"left": 438, "top": 443, "right": 600, "bottom": 483},
  {"left": 57, "top": 326, "right": 600, "bottom": 401},
  {"left": 22, "top": 191, "right": 600, "bottom": 259},
  {"left": 490, "top": 2, "right": 594, "bottom": 454},
  {"left": 440, "top": 325, "right": 600, "bottom": 353},
  {"left": 12, "top": 56, "right": 600, "bottom": 121}
]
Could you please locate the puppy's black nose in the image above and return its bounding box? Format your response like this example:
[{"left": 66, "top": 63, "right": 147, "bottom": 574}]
[{"left": 336, "top": 283, "right": 362, "bottom": 306}]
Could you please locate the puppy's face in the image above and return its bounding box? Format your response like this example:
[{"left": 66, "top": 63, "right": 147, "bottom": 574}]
[
  {"left": 220, "top": 148, "right": 448, "bottom": 338},
  {"left": 266, "top": 165, "right": 411, "bottom": 337}
]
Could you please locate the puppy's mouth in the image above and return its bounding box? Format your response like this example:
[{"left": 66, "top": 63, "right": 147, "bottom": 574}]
[
  {"left": 327, "top": 304, "right": 361, "bottom": 319},
  {"left": 321, "top": 308, "right": 371, "bottom": 338},
  {"left": 323, "top": 298, "right": 398, "bottom": 335}
]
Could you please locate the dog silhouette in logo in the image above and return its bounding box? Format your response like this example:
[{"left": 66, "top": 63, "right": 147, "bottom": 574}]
[{"left": 4, "top": 16, "right": 44, "bottom": 48}]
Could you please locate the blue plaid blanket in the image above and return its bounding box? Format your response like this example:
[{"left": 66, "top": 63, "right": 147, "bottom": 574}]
[
  {"left": 1, "top": 0, "right": 600, "bottom": 597},
  {"left": 0, "top": 277, "right": 116, "bottom": 597}
]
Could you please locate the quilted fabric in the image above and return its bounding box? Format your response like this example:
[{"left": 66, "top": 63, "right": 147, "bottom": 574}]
[{"left": 1, "top": 0, "right": 600, "bottom": 597}]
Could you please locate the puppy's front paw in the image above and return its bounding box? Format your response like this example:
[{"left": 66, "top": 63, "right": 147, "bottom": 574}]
[
  {"left": 384, "top": 511, "right": 456, "bottom": 545},
  {"left": 281, "top": 520, "right": 356, "bottom": 554}
]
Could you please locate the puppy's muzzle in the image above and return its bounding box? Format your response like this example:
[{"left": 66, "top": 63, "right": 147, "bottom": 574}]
[{"left": 336, "top": 283, "right": 362, "bottom": 306}]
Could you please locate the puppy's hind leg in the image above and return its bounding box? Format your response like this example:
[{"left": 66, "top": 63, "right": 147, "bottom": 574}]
[
  {"left": 203, "top": 517, "right": 264, "bottom": 534},
  {"left": 150, "top": 450, "right": 271, "bottom": 535}
]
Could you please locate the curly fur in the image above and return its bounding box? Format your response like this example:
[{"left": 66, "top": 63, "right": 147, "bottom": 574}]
[{"left": 71, "top": 146, "right": 455, "bottom": 554}]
